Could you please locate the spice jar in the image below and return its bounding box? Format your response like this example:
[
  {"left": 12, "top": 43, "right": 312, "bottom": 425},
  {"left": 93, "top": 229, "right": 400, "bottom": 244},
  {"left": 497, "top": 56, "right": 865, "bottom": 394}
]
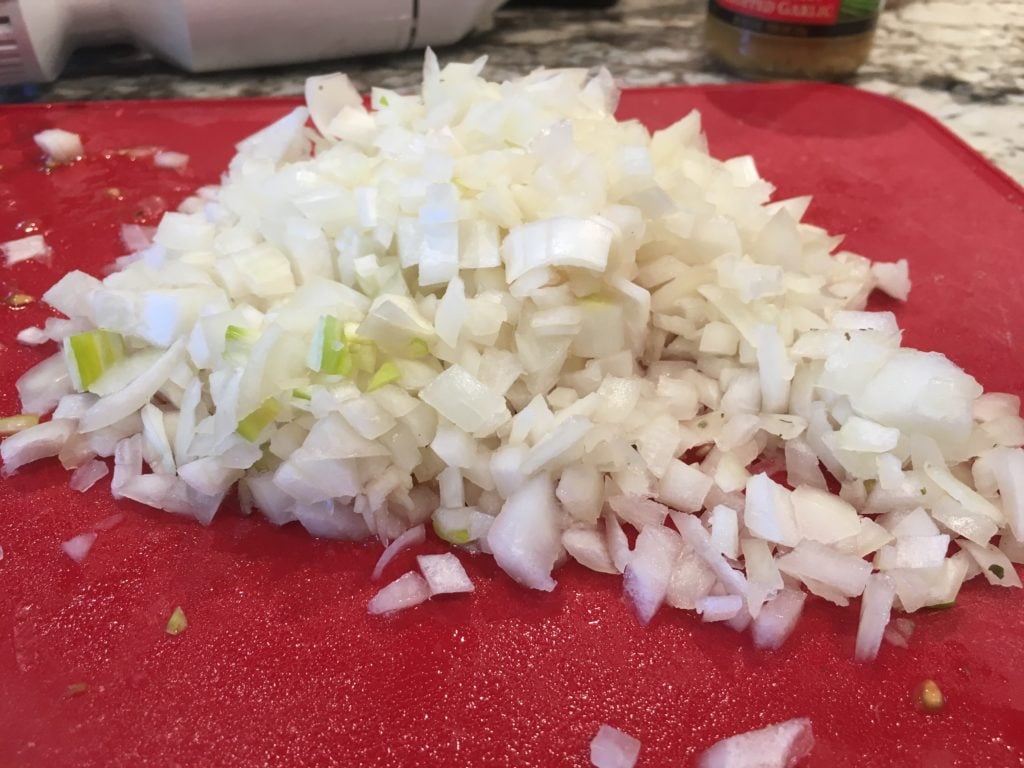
[{"left": 705, "top": 0, "right": 883, "bottom": 79}]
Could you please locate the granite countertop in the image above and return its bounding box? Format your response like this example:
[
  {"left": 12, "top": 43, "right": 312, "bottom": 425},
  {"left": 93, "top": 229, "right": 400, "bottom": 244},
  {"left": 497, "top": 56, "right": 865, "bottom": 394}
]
[{"left": 8, "top": 0, "right": 1024, "bottom": 183}]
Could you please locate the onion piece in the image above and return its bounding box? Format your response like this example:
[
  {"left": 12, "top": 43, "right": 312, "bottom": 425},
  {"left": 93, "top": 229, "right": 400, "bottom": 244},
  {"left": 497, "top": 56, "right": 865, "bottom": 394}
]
[
  {"left": 79, "top": 340, "right": 185, "bottom": 432},
  {"left": 371, "top": 524, "right": 426, "bottom": 581},
  {"left": 1, "top": 419, "right": 75, "bottom": 476},
  {"left": 590, "top": 724, "right": 641, "bottom": 768},
  {"left": 697, "top": 594, "right": 743, "bottom": 622},
  {"left": 871, "top": 259, "right": 911, "bottom": 301},
  {"left": 367, "top": 571, "right": 431, "bottom": 615},
  {"left": 752, "top": 589, "right": 806, "bottom": 650},
  {"left": 154, "top": 151, "right": 189, "bottom": 170},
  {"left": 486, "top": 474, "right": 562, "bottom": 591},
  {"left": 305, "top": 72, "right": 363, "bottom": 138},
  {"left": 61, "top": 532, "right": 97, "bottom": 563},
  {"left": 417, "top": 552, "right": 474, "bottom": 594},
  {"left": 776, "top": 541, "right": 872, "bottom": 601},
  {"left": 16, "top": 353, "right": 72, "bottom": 415},
  {"left": 623, "top": 525, "right": 682, "bottom": 625},
  {"left": 672, "top": 512, "right": 748, "bottom": 598},
  {"left": 16, "top": 327, "right": 49, "bottom": 346},
  {"left": 854, "top": 573, "right": 896, "bottom": 661},
  {"left": 69, "top": 459, "right": 109, "bottom": 492},
  {"left": 34, "top": 128, "right": 83, "bottom": 163},
  {"left": 697, "top": 718, "right": 814, "bottom": 768},
  {"left": 2, "top": 234, "right": 52, "bottom": 267},
  {"left": 562, "top": 527, "right": 618, "bottom": 574}
]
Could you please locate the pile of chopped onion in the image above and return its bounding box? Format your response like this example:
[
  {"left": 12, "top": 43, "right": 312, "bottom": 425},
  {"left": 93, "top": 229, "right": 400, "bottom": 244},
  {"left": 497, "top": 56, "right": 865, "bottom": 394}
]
[{"left": 4, "top": 53, "right": 1023, "bottom": 658}]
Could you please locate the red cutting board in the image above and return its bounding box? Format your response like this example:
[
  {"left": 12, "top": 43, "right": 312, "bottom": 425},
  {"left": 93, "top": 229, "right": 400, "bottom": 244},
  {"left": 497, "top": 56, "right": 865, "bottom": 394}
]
[{"left": 0, "top": 84, "right": 1022, "bottom": 768}]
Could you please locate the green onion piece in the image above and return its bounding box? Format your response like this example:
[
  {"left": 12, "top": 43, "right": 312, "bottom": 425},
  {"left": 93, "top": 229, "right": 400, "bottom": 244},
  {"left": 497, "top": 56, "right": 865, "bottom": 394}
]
[
  {"left": 292, "top": 387, "right": 313, "bottom": 401},
  {"left": 433, "top": 518, "right": 471, "bottom": 545},
  {"left": 237, "top": 398, "right": 281, "bottom": 442},
  {"left": 308, "top": 315, "right": 351, "bottom": 375},
  {"left": 0, "top": 413, "right": 39, "bottom": 436},
  {"left": 165, "top": 606, "right": 188, "bottom": 636},
  {"left": 66, "top": 330, "right": 125, "bottom": 391},
  {"left": 989, "top": 564, "right": 1005, "bottom": 579},
  {"left": 367, "top": 361, "right": 401, "bottom": 392},
  {"left": 224, "top": 324, "right": 254, "bottom": 343},
  {"left": 224, "top": 324, "right": 258, "bottom": 363},
  {"left": 406, "top": 338, "right": 430, "bottom": 358}
]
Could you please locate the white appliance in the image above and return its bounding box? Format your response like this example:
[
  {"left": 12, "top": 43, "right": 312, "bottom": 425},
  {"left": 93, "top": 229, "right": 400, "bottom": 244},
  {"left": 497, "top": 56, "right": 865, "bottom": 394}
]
[{"left": 0, "top": 0, "right": 505, "bottom": 85}]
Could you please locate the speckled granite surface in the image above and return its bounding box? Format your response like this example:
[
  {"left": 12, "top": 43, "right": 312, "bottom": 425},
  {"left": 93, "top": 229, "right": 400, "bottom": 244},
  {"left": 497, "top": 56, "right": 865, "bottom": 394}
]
[{"left": 6, "top": 0, "right": 1023, "bottom": 183}]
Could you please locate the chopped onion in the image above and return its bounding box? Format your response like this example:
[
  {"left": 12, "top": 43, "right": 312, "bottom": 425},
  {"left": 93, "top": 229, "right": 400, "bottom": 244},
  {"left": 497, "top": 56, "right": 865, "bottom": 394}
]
[
  {"left": 367, "top": 571, "right": 431, "bottom": 615},
  {"left": 590, "top": 724, "right": 641, "bottom": 768},
  {"left": 752, "top": 590, "right": 806, "bottom": 650},
  {"left": 34, "top": 128, "right": 83, "bottom": 163},
  {"left": 1, "top": 419, "right": 75, "bottom": 476},
  {"left": 371, "top": 524, "right": 425, "bottom": 581},
  {"left": 871, "top": 259, "right": 911, "bottom": 301},
  {"left": 69, "top": 458, "right": 109, "bottom": 492},
  {"left": 854, "top": 573, "right": 896, "bottom": 661},
  {"left": 7, "top": 54, "right": 1021, "bottom": 663},
  {"left": 696, "top": 594, "right": 743, "bottom": 622},
  {"left": 16, "top": 353, "right": 72, "bottom": 415},
  {"left": 486, "top": 474, "right": 562, "bottom": 592},
  {"left": 417, "top": 552, "right": 474, "bottom": 594},
  {"left": 562, "top": 527, "right": 618, "bottom": 574},
  {"left": 2, "top": 234, "right": 52, "bottom": 267},
  {"left": 305, "top": 72, "right": 362, "bottom": 138},
  {"left": 697, "top": 718, "right": 814, "bottom": 768},
  {"left": 61, "top": 532, "right": 97, "bottom": 563},
  {"left": 623, "top": 525, "right": 682, "bottom": 624},
  {"left": 154, "top": 151, "right": 189, "bottom": 170}
]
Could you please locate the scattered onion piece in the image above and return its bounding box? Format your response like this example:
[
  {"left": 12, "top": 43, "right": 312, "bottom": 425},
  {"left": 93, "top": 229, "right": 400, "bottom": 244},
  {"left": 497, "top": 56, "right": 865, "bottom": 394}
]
[
  {"left": 367, "top": 571, "right": 431, "bottom": 615},
  {"left": 69, "top": 459, "right": 110, "bottom": 492},
  {"left": 371, "top": 524, "right": 425, "bottom": 581},
  {"left": 589, "top": 724, "right": 641, "bottom": 768},
  {"left": 417, "top": 552, "right": 474, "bottom": 595},
  {"left": 2, "top": 234, "right": 52, "bottom": 267},
  {"left": 16, "top": 327, "right": 48, "bottom": 346},
  {"left": 154, "top": 151, "right": 190, "bottom": 170},
  {"left": 61, "top": 532, "right": 97, "bottom": 563},
  {"left": 34, "top": 129, "right": 83, "bottom": 164},
  {"left": 697, "top": 718, "right": 814, "bottom": 768}
]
